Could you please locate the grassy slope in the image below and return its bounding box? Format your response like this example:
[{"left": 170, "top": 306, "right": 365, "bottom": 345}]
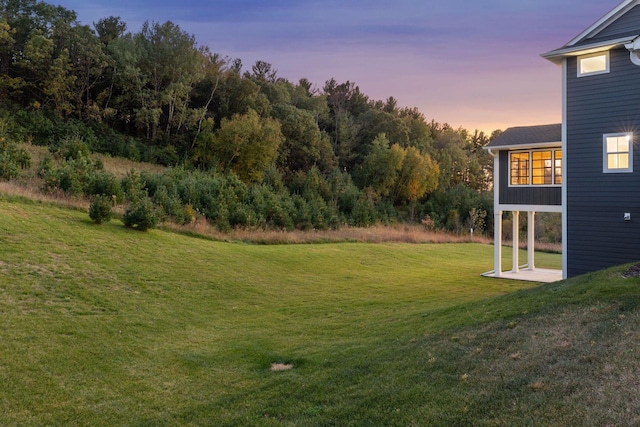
[{"left": 2, "top": 195, "right": 638, "bottom": 426}]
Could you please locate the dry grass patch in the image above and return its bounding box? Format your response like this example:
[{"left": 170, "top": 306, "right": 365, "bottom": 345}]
[
  {"left": 94, "top": 152, "right": 166, "bottom": 177},
  {"left": 270, "top": 363, "right": 294, "bottom": 372},
  {"left": 0, "top": 180, "right": 89, "bottom": 211},
  {"left": 528, "top": 381, "right": 546, "bottom": 392},
  {"left": 161, "top": 220, "right": 494, "bottom": 245},
  {"left": 19, "top": 142, "right": 166, "bottom": 178}
]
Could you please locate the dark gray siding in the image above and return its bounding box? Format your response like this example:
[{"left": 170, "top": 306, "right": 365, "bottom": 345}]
[
  {"left": 593, "top": 5, "right": 640, "bottom": 39},
  {"left": 566, "top": 47, "right": 640, "bottom": 277},
  {"left": 498, "top": 151, "right": 561, "bottom": 206}
]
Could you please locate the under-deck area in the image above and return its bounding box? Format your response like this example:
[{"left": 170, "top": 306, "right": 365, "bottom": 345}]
[{"left": 489, "top": 209, "right": 563, "bottom": 283}]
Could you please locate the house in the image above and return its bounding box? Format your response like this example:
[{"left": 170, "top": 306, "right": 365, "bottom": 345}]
[{"left": 487, "top": 0, "right": 640, "bottom": 280}]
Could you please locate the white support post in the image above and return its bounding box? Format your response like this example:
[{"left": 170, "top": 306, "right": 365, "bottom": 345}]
[
  {"left": 494, "top": 210, "right": 502, "bottom": 277},
  {"left": 512, "top": 211, "right": 519, "bottom": 273},
  {"left": 528, "top": 211, "right": 535, "bottom": 271}
]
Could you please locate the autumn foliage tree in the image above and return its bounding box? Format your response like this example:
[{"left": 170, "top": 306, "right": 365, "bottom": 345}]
[
  {"left": 393, "top": 146, "right": 439, "bottom": 219},
  {"left": 214, "top": 109, "right": 284, "bottom": 183}
]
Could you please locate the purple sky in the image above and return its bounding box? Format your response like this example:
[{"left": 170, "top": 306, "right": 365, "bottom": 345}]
[{"left": 53, "top": 0, "right": 622, "bottom": 133}]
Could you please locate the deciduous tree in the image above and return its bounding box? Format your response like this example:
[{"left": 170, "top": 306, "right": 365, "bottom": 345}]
[
  {"left": 214, "top": 109, "right": 284, "bottom": 183},
  {"left": 354, "top": 133, "right": 404, "bottom": 198},
  {"left": 393, "top": 146, "right": 439, "bottom": 205},
  {"left": 272, "top": 103, "right": 336, "bottom": 176}
]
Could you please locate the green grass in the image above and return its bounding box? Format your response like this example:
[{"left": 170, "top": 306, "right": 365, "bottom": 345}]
[{"left": 2, "top": 195, "right": 639, "bottom": 426}]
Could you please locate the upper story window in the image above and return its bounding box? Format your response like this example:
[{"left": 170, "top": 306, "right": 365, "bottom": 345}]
[
  {"left": 604, "top": 133, "right": 633, "bottom": 173},
  {"left": 510, "top": 149, "right": 562, "bottom": 186},
  {"left": 578, "top": 51, "right": 609, "bottom": 77}
]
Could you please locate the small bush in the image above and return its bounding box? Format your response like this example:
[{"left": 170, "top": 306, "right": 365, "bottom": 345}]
[
  {"left": 49, "top": 157, "right": 95, "bottom": 196},
  {"left": 0, "top": 152, "right": 19, "bottom": 180},
  {"left": 38, "top": 154, "right": 54, "bottom": 179},
  {"left": 12, "top": 147, "right": 31, "bottom": 169},
  {"left": 183, "top": 204, "right": 196, "bottom": 224},
  {"left": 152, "top": 185, "right": 184, "bottom": 222},
  {"left": 0, "top": 138, "right": 31, "bottom": 180},
  {"left": 88, "top": 171, "right": 124, "bottom": 203},
  {"left": 123, "top": 197, "right": 158, "bottom": 231},
  {"left": 52, "top": 135, "right": 91, "bottom": 161},
  {"left": 351, "top": 197, "right": 377, "bottom": 227},
  {"left": 89, "top": 195, "right": 113, "bottom": 224},
  {"left": 121, "top": 169, "right": 145, "bottom": 203}
]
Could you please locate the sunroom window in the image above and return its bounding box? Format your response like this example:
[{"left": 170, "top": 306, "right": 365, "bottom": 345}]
[
  {"left": 532, "top": 151, "right": 552, "bottom": 185},
  {"left": 510, "top": 152, "right": 529, "bottom": 185},
  {"left": 554, "top": 150, "right": 562, "bottom": 184},
  {"left": 510, "top": 150, "right": 562, "bottom": 186}
]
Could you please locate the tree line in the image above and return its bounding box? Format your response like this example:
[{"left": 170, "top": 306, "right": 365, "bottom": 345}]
[{"left": 0, "top": 0, "right": 497, "bottom": 233}]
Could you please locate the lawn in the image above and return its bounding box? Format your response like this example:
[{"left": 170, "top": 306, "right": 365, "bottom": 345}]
[{"left": 6, "top": 195, "right": 638, "bottom": 426}]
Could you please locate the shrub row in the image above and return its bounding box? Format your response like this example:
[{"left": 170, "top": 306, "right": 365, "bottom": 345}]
[
  {"left": 39, "top": 141, "right": 396, "bottom": 231},
  {"left": 139, "top": 166, "right": 392, "bottom": 231}
]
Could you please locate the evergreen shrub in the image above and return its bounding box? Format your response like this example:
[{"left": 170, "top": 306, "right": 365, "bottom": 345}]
[
  {"left": 88, "top": 171, "right": 124, "bottom": 202},
  {"left": 0, "top": 137, "right": 31, "bottom": 180},
  {"left": 123, "top": 197, "right": 158, "bottom": 231},
  {"left": 89, "top": 195, "right": 113, "bottom": 224}
]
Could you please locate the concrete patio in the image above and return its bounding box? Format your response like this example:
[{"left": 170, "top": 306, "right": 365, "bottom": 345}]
[{"left": 481, "top": 268, "right": 563, "bottom": 283}]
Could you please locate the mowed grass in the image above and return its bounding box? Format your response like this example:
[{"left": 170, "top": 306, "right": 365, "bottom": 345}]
[{"left": 6, "top": 195, "right": 639, "bottom": 426}]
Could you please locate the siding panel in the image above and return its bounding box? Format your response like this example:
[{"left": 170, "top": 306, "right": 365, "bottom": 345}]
[{"left": 566, "top": 47, "right": 640, "bottom": 277}]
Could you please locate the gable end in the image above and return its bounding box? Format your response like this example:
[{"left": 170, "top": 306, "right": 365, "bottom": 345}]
[
  {"left": 567, "top": 0, "right": 639, "bottom": 46},
  {"left": 592, "top": 4, "right": 640, "bottom": 40},
  {"left": 543, "top": 1, "right": 640, "bottom": 63}
]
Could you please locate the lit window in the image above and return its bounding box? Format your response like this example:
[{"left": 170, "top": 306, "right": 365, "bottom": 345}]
[
  {"left": 510, "top": 149, "right": 562, "bottom": 186},
  {"left": 532, "top": 151, "right": 552, "bottom": 185},
  {"left": 554, "top": 150, "right": 562, "bottom": 185},
  {"left": 604, "top": 133, "right": 633, "bottom": 173},
  {"left": 578, "top": 51, "right": 609, "bottom": 77},
  {"left": 510, "top": 152, "right": 529, "bottom": 185}
]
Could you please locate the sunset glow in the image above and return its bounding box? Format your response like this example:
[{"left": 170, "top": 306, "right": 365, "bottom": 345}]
[{"left": 54, "top": 0, "right": 622, "bottom": 133}]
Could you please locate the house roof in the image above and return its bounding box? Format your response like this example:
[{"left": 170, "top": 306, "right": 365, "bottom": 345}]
[
  {"left": 485, "top": 124, "right": 561, "bottom": 151},
  {"left": 542, "top": 0, "right": 640, "bottom": 63}
]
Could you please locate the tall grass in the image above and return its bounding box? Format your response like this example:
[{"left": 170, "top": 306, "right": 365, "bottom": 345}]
[
  {"left": 19, "top": 142, "right": 165, "bottom": 178},
  {"left": 161, "top": 219, "right": 494, "bottom": 244}
]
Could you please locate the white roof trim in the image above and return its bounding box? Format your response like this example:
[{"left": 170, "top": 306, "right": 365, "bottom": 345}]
[
  {"left": 541, "top": 35, "right": 638, "bottom": 64},
  {"left": 483, "top": 141, "right": 561, "bottom": 152},
  {"left": 567, "top": 0, "right": 638, "bottom": 46}
]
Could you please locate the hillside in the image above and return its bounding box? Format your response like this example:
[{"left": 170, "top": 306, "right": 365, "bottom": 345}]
[
  {"left": 0, "top": 0, "right": 497, "bottom": 235},
  {"left": 1, "top": 196, "right": 638, "bottom": 425}
]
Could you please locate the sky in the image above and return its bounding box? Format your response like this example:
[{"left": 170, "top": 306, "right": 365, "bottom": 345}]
[{"left": 51, "top": 0, "right": 623, "bottom": 133}]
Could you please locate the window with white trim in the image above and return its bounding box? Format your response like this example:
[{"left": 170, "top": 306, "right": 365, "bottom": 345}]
[
  {"left": 578, "top": 51, "right": 609, "bottom": 77},
  {"left": 554, "top": 150, "right": 562, "bottom": 185},
  {"left": 604, "top": 133, "right": 633, "bottom": 173},
  {"left": 510, "top": 152, "right": 529, "bottom": 185},
  {"left": 509, "top": 149, "right": 562, "bottom": 186}
]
